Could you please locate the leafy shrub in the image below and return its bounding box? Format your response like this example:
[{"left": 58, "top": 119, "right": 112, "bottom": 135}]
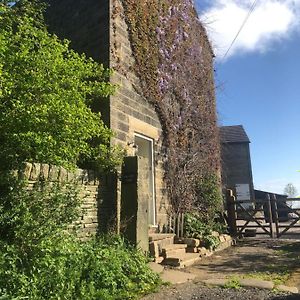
[
  {"left": 0, "top": 0, "right": 120, "bottom": 171},
  {"left": 194, "top": 174, "right": 224, "bottom": 223},
  {"left": 0, "top": 234, "right": 160, "bottom": 300},
  {"left": 0, "top": 178, "right": 81, "bottom": 248},
  {"left": 0, "top": 180, "right": 161, "bottom": 299},
  {"left": 184, "top": 212, "right": 226, "bottom": 250}
]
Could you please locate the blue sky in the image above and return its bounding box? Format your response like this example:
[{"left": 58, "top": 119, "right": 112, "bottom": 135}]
[{"left": 195, "top": 0, "right": 300, "bottom": 195}]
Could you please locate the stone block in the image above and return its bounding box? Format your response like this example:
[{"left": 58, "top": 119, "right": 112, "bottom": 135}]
[
  {"left": 149, "top": 241, "right": 160, "bottom": 258},
  {"left": 186, "top": 247, "right": 198, "bottom": 253},
  {"left": 183, "top": 238, "right": 201, "bottom": 247},
  {"left": 22, "top": 162, "right": 32, "bottom": 179},
  {"left": 219, "top": 235, "right": 226, "bottom": 243},
  {"left": 30, "top": 163, "right": 41, "bottom": 181},
  {"left": 211, "top": 231, "right": 220, "bottom": 237},
  {"left": 48, "top": 165, "right": 59, "bottom": 181},
  {"left": 75, "top": 169, "right": 84, "bottom": 183},
  {"left": 40, "top": 164, "right": 49, "bottom": 180},
  {"left": 277, "top": 285, "right": 299, "bottom": 294},
  {"left": 59, "top": 167, "right": 68, "bottom": 182},
  {"left": 239, "top": 278, "right": 274, "bottom": 290}
]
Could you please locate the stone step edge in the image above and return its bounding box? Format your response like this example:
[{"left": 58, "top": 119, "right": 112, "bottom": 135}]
[
  {"left": 149, "top": 234, "right": 175, "bottom": 242},
  {"left": 162, "top": 243, "right": 188, "bottom": 251},
  {"left": 202, "top": 278, "right": 299, "bottom": 294},
  {"left": 161, "top": 253, "right": 201, "bottom": 267}
]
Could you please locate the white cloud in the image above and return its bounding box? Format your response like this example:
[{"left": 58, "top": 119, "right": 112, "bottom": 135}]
[{"left": 198, "top": 0, "right": 300, "bottom": 59}]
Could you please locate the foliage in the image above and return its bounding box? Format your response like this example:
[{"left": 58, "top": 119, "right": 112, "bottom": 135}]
[
  {"left": 0, "top": 0, "right": 119, "bottom": 171},
  {"left": 283, "top": 183, "right": 298, "bottom": 198},
  {"left": 245, "top": 271, "right": 289, "bottom": 287},
  {"left": 119, "top": 0, "right": 220, "bottom": 213},
  {"left": 184, "top": 212, "right": 224, "bottom": 250},
  {"left": 194, "top": 174, "right": 223, "bottom": 222},
  {"left": 223, "top": 276, "right": 241, "bottom": 289},
  {"left": 0, "top": 234, "right": 161, "bottom": 300},
  {"left": 0, "top": 178, "right": 81, "bottom": 247},
  {"left": 0, "top": 179, "right": 161, "bottom": 299}
]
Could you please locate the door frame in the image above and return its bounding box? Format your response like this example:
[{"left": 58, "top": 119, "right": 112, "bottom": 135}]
[{"left": 134, "top": 133, "right": 157, "bottom": 226}]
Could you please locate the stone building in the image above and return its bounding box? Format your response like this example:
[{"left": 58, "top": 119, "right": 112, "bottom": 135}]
[
  {"left": 45, "top": 0, "right": 218, "bottom": 243},
  {"left": 220, "top": 125, "right": 255, "bottom": 202}
]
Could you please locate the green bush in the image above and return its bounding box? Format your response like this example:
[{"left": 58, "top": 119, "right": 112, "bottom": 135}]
[
  {"left": 194, "top": 174, "right": 223, "bottom": 223},
  {"left": 0, "top": 0, "right": 120, "bottom": 171},
  {"left": 0, "top": 235, "right": 160, "bottom": 300},
  {"left": 184, "top": 212, "right": 226, "bottom": 250},
  {"left": 0, "top": 180, "right": 161, "bottom": 299}
]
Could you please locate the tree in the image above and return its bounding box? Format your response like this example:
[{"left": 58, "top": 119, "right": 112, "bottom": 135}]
[
  {"left": 284, "top": 183, "right": 298, "bottom": 198},
  {"left": 0, "top": 0, "right": 118, "bottom": 171}
]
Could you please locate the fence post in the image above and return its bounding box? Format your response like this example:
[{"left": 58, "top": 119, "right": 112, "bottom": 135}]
[
  {"left": 226, "top": 189, "right": 237, "bottom": 236},
  {"left": 266, "top": 194, "right": 274, "bottom": 238},
  {"left": 272, "top": 194, "right": 279, "bottom": 238}
]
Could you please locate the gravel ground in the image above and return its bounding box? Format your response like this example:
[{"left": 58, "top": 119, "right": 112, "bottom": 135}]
[{"left": 142, "top": 282, "right": 298, "bottom": 300}]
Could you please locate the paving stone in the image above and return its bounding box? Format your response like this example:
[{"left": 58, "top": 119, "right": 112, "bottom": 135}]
[
  {"left": 239, "top": 278, "right": 274, "bottom": 290},
  {"left": 148, "top": 262, "right": 164, "bottom": 274},
  {"left": 203, "top": 278, "right": 228, "bottom": 286},
  {"left": 161, "top": 269, "right": 196, "bottom": 284},
  {"left": 277, "top": 285, "right": 299, "bottom": 294}
]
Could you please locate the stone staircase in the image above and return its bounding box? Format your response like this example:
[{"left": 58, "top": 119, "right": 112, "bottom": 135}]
[
  {"left": 149, "top": 233, "right": 234, "bottom": 268},
  {"left": 149, "top": 234, "right": 201, "bottom": 268}
]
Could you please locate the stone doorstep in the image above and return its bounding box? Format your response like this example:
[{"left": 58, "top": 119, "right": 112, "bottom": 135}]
[
  {"left": 163, "top": 247, "right": 187, "bottom": 258},
  {"left": 161, "top": 253, "right": 201, "bottom": 268},
  {"left": 149, "top": 233, "right": 175, "bottom": 242},
  {"left": 162, "top": 244, "right": 188, "bottom": 258}
]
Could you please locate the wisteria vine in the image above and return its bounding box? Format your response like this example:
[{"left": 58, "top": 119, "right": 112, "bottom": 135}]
[{"left": 120, "top": 0, "right": 221, "bottom": 214}]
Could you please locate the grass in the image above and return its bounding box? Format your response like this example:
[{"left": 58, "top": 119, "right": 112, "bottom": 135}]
[
  {"left": 244, "top": 271, "right": 289, "bottom": 286},
  {"left": 224, "top": 276, "right": 241, "bottom": 289}
]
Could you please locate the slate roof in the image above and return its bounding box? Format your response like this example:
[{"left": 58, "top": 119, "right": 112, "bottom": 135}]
[{"left": 220, "top": 125, "right": 250, "bottom": 143}]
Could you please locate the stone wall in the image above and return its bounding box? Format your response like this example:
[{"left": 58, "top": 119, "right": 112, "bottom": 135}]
[
  {"left": 110, "top": 0, "right": 169, "bottom": 226},
  {"left": 45, "top": 0, "right": 172, "bottom": 229},
  {"left": 21, "top": 162, "right": 100, "bottom": 239}
]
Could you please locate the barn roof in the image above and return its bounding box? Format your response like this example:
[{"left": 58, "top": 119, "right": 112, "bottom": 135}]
[{"left": 220, "top": 125, "right": 250, "bottom": 143}]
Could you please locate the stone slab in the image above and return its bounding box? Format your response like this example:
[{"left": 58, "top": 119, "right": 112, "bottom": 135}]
[
  {"left": 277, "top": 285, "right": 299, "bottom": 294},
  {"left": 239, "top": 278, "right": 274, "bottom": 290}
]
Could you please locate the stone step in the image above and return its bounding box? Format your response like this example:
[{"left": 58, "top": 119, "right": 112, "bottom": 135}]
[
  {"left": 163, "top": 243, "right": 187, "bottom": 251},
  {"left": 162, "top": 247, "right": 187, "bottom": 258},
  {"left": 149, "top": 234, "right": 175, "bottom": 242},
  {"left": 161, "top": 253, "right": 201, "bottom": 268}
]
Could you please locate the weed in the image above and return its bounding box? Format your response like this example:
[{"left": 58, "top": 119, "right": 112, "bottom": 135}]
[{"left": 224, "top": 276, "right": 241, "bottom": 289}]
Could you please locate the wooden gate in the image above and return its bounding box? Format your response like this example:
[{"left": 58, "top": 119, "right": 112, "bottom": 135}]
[{"left": 226, "top": 190, "right": 300, "bottom": 238}]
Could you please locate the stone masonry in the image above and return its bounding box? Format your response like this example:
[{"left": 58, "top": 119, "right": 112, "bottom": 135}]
[
  {"left": 21, "top": 162, "right": 100, "bottom": 239},
  {"left": 45, "top": 0, "right": 170, "bottom": 230}
]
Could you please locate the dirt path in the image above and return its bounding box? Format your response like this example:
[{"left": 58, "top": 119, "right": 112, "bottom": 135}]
[
  {"left": 186, "top": 238, "right": 300, "bottom": 288},
  {"left": 142, "top": 238, "right": 300, "bottom": 300}
]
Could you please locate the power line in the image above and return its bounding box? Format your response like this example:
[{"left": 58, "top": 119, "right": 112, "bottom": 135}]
[{"left": 222, "top": 0, "right": 259, "bottom": 61}]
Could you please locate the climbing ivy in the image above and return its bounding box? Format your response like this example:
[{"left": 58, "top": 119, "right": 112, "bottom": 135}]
[{"left": 118, "top": 0, "right": 221, "bottom": 214}]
